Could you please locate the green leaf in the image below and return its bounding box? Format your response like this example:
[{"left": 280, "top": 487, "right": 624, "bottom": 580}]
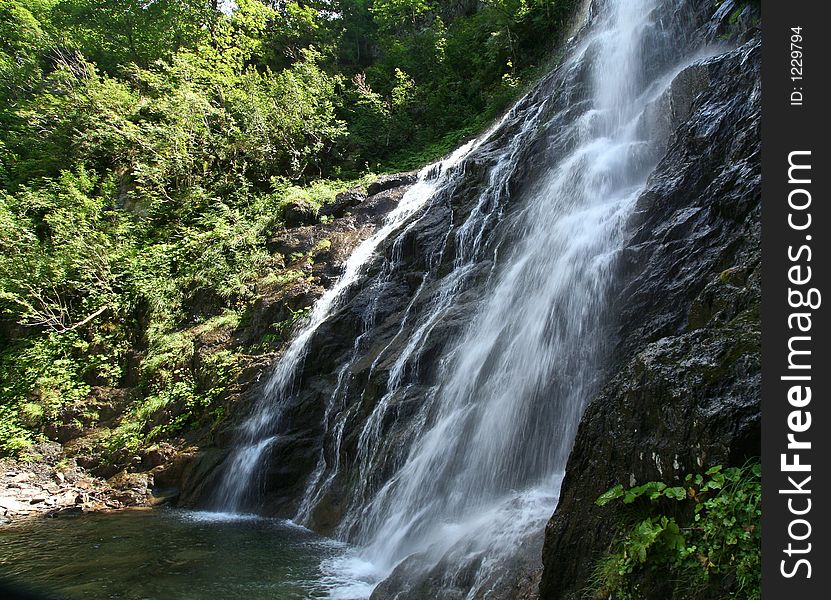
[
  {"left": 596, "top": 484, "right": 625, "bottom": 506},
  {"left": 704, "top": 471, "right": 725, "bottom": 490},
  {"left": 648, "top": 482, "right": 668, "bottom": 500},
  {"left": 724, "top": 466, "right": 742, "bottom": 482}
]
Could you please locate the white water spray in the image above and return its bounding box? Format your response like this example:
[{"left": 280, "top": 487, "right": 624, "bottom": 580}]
[{"left": 213, "top": 138, "right": 490, "bottom": 511}]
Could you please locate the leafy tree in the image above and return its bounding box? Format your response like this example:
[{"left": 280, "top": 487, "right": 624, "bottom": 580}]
[
  {"left": 0, "top": 0, "right": 580, "bottom": 457},
  {"left": 49, "top": 0, "right": 212, "bottom": 70},
  {"left": 371, "top": 0, "right": 434, "bottom": 33}
]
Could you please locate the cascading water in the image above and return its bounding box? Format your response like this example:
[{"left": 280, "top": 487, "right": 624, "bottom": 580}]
[
  {"left": 211, "top": 139, "right": 488, "bottom": 512},
  {"left": 213, "top": 0, "right": 718, "bottom": 595}
]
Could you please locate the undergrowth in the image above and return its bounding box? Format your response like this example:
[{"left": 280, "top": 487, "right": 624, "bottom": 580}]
[{"left": 589, "top": 462, "right": 761, "bottom": 600}]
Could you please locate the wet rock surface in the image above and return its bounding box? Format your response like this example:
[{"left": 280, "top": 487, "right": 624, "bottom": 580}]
[
  {"left": 369, "top": 532, "right": 545, "bottom": 600},
  {"left": 366, "top": 171, "right": 419, "bottom": 197},
  {"left": 166, "top": 176, "right": 418, "bottom": 507},
  {"left": 539, "top": 28, "right": 761, "bottom": 600}
]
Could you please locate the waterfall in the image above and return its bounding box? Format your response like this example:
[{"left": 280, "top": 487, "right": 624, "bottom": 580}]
[
  {"left": 214, "top": 0, "right": 713, "bottom": 595},
  {"left": 211, "top": 139, "right": 489, "bottom": 512}
]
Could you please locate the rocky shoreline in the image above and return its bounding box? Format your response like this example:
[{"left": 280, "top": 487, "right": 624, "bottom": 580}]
[{"left": 0, "top": 442, "right": 152, "bottom": 525}]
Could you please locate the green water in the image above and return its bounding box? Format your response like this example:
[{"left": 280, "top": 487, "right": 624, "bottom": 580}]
[{"left": 0, "top": 509, "right": 354, "bottom": 599}]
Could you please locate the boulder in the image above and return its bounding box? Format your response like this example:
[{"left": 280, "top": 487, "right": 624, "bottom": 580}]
[
  {"left": 366, "top": 171, "right": 418, "bottom": 196},
  {"left": 283, "top": 200, "right": 318, "bottom": 227},
  {"left": 320, "top": 188, "right": 366, "bottom": 219}
]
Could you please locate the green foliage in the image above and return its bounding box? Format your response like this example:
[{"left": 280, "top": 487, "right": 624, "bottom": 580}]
[
  {"left": 591, "top": 463, "right": 762, "bottom": 600},
  {"left": 1, "top": 0, "right": 580, "bottom": 178},
  {"left": 334, "top": 0, "right": 578, "bottom": 170},
  {"left": 0, "top": 332, "right": 93, "bottom": 453},
  {"left": 371, "top": 0, "right": 434, "bottom": 33},
  {"left": 48, "top": 0, "right": 211, "bottom": 71},
  {"left": 0, "top": 0, "right": 580, "bottom": 459}
]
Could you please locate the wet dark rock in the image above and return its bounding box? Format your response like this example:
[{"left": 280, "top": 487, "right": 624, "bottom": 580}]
[
  {"left": 539, "top": 34, "right": 760, "bottom": 600},
  {"left": 370, "top": 550, "right": 485, "bottom": 600},
  {"left": 705, "top": 0, "right": 760, "bottom": 44},
  {"left": 638, "top": 62, "right": 710, "bottom": 155},
  {"left": 366, "top": 171, "right": 418, "bottom": 196},
  {"left": 320, "top": 188, "right": 366, "bottom": 219},
  {"left": 149, "top": 487, "right": 179, "bottom": 506},
  {"left": 369, "top": 531, "right": 544, "bottom": 600},
  {"left": 153, "top": 446, "right": 228, "bottom": 506}
]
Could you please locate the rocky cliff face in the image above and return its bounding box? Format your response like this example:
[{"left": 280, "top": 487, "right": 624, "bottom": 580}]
[{"left": 539, "top": 6, "right": 761, "bottom": 599}]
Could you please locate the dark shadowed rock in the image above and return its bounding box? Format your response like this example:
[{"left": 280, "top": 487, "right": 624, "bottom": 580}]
[
  {"left": 283, "top": 200, "right": 318, "bottom": 227},
  {"left": 320, "top": 188, "right": 366, "bottom": 219},
  {"left": 539, "top": 33, "right": 760, "bottom": 600},
  {"left": 366, "top": 171, "right": 419, "bottom": 196}
]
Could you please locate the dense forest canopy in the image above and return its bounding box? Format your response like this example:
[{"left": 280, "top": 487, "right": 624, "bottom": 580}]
[{"left": 0, "top": 0, "right": 575, "bottom": 458}]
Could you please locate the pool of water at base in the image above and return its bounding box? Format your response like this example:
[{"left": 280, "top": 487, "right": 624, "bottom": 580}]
[{"left": 0, "top": 508, "right": 368, "bottom": 600}]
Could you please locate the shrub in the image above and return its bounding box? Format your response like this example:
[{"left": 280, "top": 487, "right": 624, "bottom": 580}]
[{"left": 591, "top": 463, "right": 761, "bottom": 600}]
